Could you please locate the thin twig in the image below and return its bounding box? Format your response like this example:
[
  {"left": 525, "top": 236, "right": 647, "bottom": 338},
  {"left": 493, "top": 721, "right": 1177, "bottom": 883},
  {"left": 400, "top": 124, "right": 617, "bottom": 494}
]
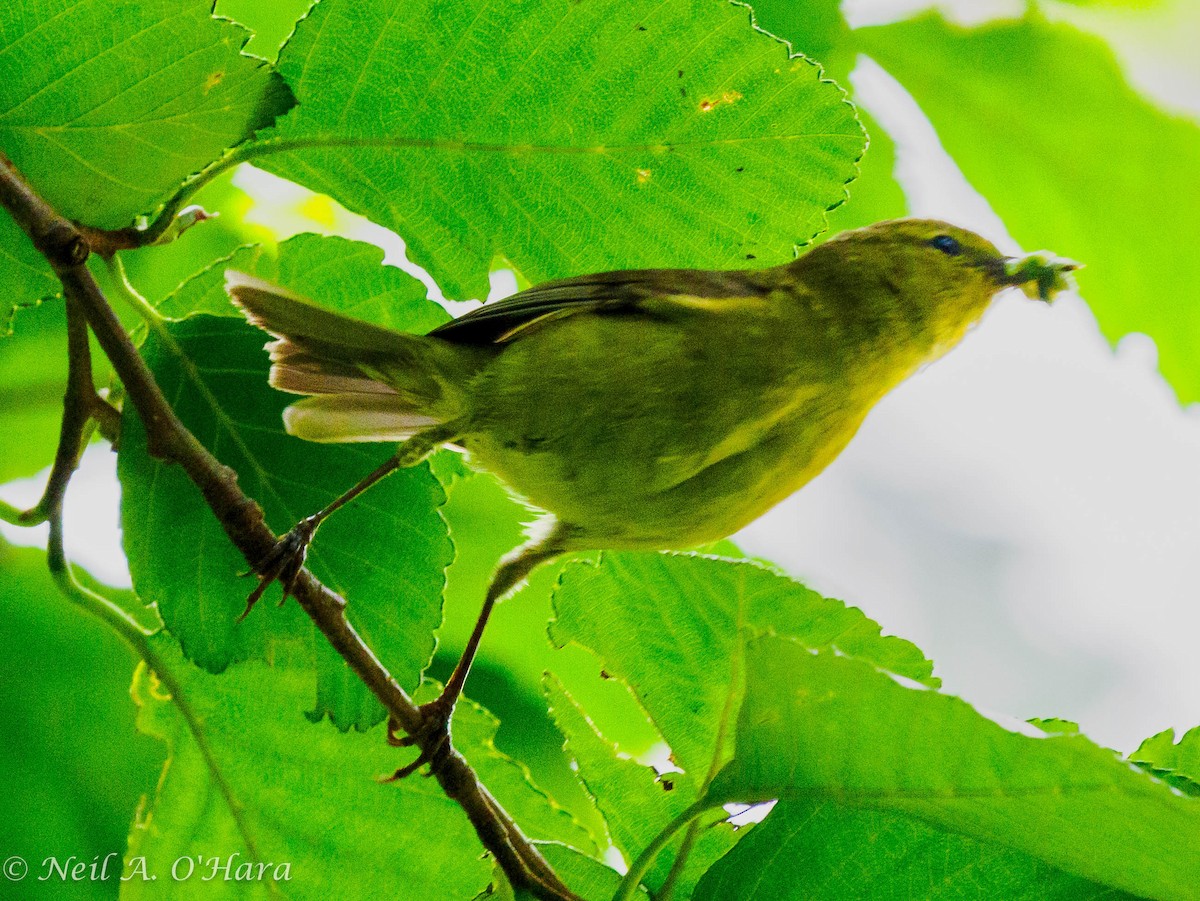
[
  {"left": 614, "top": 801, "right": 712, "bottom": 901},
  {"left": 655, "top": 819, "right": 701, "bottom": 901},
  {"left": 0, "top": 293, "right": 99, "bottom": 527},
  {"left": 0, "top": 152, "right": 580, "bottom": 901},
  {"left": 105, "top": 254, "right": 165, "bottom": 324}
]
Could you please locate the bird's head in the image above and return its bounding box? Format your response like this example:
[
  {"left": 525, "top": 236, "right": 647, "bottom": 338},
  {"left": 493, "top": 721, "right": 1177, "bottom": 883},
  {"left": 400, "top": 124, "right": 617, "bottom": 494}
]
[{"left": 798, "top": 218, "right": 1080, "bottom": 364}]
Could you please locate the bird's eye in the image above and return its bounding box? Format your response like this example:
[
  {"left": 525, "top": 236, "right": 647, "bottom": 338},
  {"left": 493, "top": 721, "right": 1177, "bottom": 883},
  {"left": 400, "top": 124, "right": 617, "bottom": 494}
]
[{"left": 929, "top": 235, "right": 963, "bottom": 256}]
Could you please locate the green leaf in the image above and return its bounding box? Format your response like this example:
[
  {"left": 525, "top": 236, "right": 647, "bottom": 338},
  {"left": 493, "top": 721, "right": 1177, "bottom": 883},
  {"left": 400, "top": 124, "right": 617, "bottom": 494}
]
[
  {"left": 260, "top": 0, "right": 864, "bottom": 299},
  {"left": 1130, "top": 727, "right": 1200, "bottom": 795},
  {"left": 747, "top": 0, "right": 906, "bottom": 234},
  {"left": 0, "top": 542, "right": 163, "bottom": 901},
  {"left": 1132, "top": 726, "right": 1200, "bottom": 781},
  {"left": 0, "top": 298, "right": 69, "bottom": 482},
  {"left": 117, "top": 315, "right": 451, "bottom": 728},
  {"left": 857, "top": 11, "right": 1200, "bottom": 402},
  {"left": 546, "top": 674, "right": 737, "bottom": 896},
  {"left": 156, "top": 232, "right": 449, "bottom": 334},
  {"left": 124, "top": 633, "right": 492, "bottom": 901},
  {"left": 214, "top": 0, "right": 315, "bottom": 62},
  {"left": 0, "top": 216, "right": 60, "bottom": 319},
  {"left": 552, "top": 553, "right": 936, "bottom": 783},
  {"left": 546, "top": 674, "right": 679, "bottom": 860},
  {"left": 549, "top": 553, "right": 933, "bottom": 893},
  {"left": 536, "top": 844, "right": 629, "bottom": 900},
  {"left": 708, "top": 637, "right": 1200, "bottom": 900},
  {"left": 0, "top": 0, "right": 289, "bottom": 318},
  {"left": 155, "top": 243, "right": 270, "bottom": 320},
  {"left": 485, "top": 844, "right": 633, "bottom": 901},
  {"left": 0, "top": 0, "right": 290, "bottom": 228},
  {"left": 819, "top": 107, "right": 905, "bottom": 235},
  {"left": 694, "top": 798, "right": 1133, "bottom": 900},
  {"left": 749, "top": 0, "right": 848, "bottom": 60},
  {"left": 1029, "top": 717, "right": 1082, "bottom": 735}
]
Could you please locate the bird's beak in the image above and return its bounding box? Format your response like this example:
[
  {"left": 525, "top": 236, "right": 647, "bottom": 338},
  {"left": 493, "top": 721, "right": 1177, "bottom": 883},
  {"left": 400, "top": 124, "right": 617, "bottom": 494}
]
[{"left": 997, "top": 252, "right": 1082, "bottom": 302}]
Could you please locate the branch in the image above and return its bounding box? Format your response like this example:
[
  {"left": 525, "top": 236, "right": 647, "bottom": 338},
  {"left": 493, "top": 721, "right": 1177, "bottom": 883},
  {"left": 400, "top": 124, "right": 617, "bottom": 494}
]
[
  {"left": 0, "top": 273, "right": 99, "bottom": 527},
  {"left": 0, "top": 152, "right": 580, "bottom": 901}
]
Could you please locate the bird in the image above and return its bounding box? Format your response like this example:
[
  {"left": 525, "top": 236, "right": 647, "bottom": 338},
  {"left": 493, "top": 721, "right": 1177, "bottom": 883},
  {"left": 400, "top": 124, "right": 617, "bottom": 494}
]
[{"left": 226, "top": 217, "right": 1078, "bottom": 775}]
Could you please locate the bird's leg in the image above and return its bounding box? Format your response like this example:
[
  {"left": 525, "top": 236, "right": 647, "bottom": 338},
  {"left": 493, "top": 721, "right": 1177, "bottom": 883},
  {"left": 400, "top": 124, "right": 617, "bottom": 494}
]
[
  {"left": 241, "top": 424, "right": 458, "bottom": 618},
  {"left": 385, "top": 522, "right": 570, "bottom": 780}
]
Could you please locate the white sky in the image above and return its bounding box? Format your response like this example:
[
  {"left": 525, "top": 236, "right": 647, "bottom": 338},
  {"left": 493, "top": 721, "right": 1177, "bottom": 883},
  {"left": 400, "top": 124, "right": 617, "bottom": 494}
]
[{"left": 4, "top": 0, "right": 1198, "bottom": 753}]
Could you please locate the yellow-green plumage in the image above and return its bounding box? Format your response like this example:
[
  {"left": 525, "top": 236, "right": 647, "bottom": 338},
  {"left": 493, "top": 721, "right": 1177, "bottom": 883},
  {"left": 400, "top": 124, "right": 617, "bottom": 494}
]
[{"left": 229, "top": 219, "right": 1074, "bottom": 555}]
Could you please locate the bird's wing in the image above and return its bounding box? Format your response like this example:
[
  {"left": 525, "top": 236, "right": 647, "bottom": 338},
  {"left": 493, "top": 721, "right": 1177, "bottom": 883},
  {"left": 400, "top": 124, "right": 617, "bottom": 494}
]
[{"left": 428, "top": 267, "right": 775, "bottom": 345}]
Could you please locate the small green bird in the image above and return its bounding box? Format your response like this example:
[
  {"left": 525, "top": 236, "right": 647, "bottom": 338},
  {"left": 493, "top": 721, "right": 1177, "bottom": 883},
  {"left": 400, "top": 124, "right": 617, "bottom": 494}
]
[{"left": 227, "top": 218, "right": 1077, "bottom": 773}]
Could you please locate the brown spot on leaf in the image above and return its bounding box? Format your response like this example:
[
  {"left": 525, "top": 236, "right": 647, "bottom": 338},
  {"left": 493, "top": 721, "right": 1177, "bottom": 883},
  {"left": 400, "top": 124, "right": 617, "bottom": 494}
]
[
  {"left": 699, "top": 90, "right": 743, "bottom": 113},
  {"left": 204, "top": 70, "right": 225, "bottom": 93},
  {"left": 661, "top": 778, "right": 675, "bottom": 791},
  {"left": 600, "top": 669, "right": 612, "bottom": 680}
]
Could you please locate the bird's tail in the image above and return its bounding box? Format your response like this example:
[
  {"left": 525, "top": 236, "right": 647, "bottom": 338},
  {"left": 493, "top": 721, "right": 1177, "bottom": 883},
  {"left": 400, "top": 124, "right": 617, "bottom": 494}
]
[{"left": 225, "top": 271, "right": 477, "bottom": 443}]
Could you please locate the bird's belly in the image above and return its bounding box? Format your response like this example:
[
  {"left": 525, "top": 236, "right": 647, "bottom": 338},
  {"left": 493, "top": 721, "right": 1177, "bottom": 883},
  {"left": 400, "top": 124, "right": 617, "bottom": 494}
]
[
  {"left": 461, "top": 399, "right": 868, "bottom": 551},
  {"left": 458, "top": 312, "right": 861, "bottom": 549},
  {"left": 616, "top": 406, "right": 867, "bottom": 547}
]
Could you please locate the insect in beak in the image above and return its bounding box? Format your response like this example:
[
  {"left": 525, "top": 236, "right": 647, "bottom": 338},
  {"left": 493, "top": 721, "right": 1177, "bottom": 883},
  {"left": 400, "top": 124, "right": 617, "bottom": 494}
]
[{"left": 1000, "top": 252, "right": 1083, "bottom": 302}]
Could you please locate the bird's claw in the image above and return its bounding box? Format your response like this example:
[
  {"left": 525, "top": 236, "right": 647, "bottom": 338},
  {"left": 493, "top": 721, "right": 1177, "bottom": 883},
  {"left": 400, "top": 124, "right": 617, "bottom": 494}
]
[
  {"left": 382, "top": 698, "right": 455, "bottom": 781},
  {"left": 237, "top": 516, "right": 318, "bottom": 621}
]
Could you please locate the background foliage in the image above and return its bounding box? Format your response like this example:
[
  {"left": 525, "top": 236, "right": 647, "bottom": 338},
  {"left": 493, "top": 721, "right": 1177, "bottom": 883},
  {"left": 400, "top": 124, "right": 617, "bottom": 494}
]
[{"left": 2, "top": 0, "right": 1198, "bottom": 898}]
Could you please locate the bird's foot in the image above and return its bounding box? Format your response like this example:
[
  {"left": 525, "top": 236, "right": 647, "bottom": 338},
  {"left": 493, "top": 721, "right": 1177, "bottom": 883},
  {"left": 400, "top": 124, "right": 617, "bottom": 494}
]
[
  {"left": 383, "top": 696, "right": 456, "bottom": 781},
  {"left": 238, "top": 516, "right": 319, "bottom": 620}
]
